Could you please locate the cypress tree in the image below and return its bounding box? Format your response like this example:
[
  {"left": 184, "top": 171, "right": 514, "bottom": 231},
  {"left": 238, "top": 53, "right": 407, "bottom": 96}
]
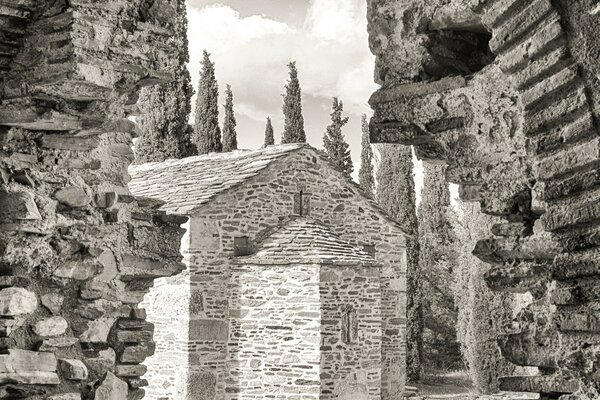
[
  {"left": 417, "top": 163, "right": 462, "bottom": 371},
  {"left": 194, "top": 50, "right": 222, "bottom": 154},
  {"left": 376, "top": 144, "right": 422, "bottom": 383},
  {"left": 453, "top": 201, "right": 515, "bottom": 394},
  {"left": 222, "top": 84, "right": 237, "bottom": 152},
  {"left": 264, "top": 117, "right": 275, "bottom": 147},
  {"left": 281, "top": 61, "right": 306, "bottom": 144},
  {"left": 135, "top": 0, "right": 195, "bottom": 163},
  {"left": 358, "top": 114, "right": 375, "bottom": 196},
  {"left": 323, "top": 98, "right": 352, "bottom": 176}
]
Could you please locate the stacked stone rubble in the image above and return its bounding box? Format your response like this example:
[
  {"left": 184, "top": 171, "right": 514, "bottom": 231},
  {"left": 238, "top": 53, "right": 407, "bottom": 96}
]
[
  {"left": 0, "top": 1, "right": 184, "bottom": 399},
  {"left": 368, "top": 0, "right": 600, "bottom": 397}
]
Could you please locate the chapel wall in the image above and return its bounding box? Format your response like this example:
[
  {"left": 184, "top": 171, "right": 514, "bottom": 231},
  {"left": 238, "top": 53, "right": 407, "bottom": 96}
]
[{"left": 181, "top": 148, "right": 407, "bottom": 399}]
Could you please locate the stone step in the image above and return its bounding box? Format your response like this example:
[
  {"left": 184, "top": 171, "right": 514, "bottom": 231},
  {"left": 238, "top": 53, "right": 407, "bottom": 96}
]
[
  {"left": 498, "top": 18, "right": 565, "bottom": 74},
  {"left": 481, "top": 0, "right": 527, "bottom": 29},
  {"left": 0, "top": 5, "right": 31, "bottom": 20},
  {"left": 528, "top": 110, "right": 595, "bottom": 155},
  {"left": 553, "top": 247, "right": 600, "bottom": 280},
  {"left": 521, "top": 65, "right": 581, "bottom": 111},
  {"left": 551, "top": 278, "right": 600, "bottom": 305},
  {"left": 498, "top": 331, "right": 558, "bottom": 368},
  {"left": 474, "top": 236, "right": 561, "bottom": 264},
  {"left": 555, "top": 309, "right": 600, "bottom": 333},
  {"left": 499, "top": 375, "right": 579, "bottom": 395},
  {"left": 542, "top": 196, "right": 600, "bottom": 231},
  {"left": 542, "top": 165, "right": 600, "bottom": 202},
  {"left": 534, "top": 137, "right": 600, "bottom": 181},
  {"left": 485, "top": 261, "right": 550, "bottom": 293},
  {"left": 490, "top": 0, "right": 556, "bottom": 54},
  {"left": 524, "top": 85, "right": 589, "bottom": 137},
  {"left": 513, "top": 47, "right": 572, "bottom": 91}
]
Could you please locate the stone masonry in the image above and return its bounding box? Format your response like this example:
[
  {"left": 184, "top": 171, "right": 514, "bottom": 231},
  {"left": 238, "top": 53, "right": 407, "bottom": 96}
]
[
  {"left": 0, "top": 1, "right": 185, "bottom": 399},
  {"left": 367, "top": 0, "right": 600, "bottom": 398},
  {"left": 129, "top": 144, "right": 408, "bottom": 399}
]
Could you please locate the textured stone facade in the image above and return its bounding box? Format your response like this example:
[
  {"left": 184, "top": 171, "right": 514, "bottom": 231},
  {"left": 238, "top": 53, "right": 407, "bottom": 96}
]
[
  {"left": 367, "top": 0, "right": 600, "bottom": 397},
  {"left": 0, "top": 1, "right": 185, "bottom": 399},
  {"left": 129, "top": 145, "right": 407, "bottom": 399}
]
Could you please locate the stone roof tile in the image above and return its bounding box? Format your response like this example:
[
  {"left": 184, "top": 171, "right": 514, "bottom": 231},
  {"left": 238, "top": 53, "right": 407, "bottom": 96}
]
[
  {"left": 236, "top": 218, "right": 379, "bottom": 266},
  {"left": 128, "top": 144, "right": 305, "bottom": 214}
]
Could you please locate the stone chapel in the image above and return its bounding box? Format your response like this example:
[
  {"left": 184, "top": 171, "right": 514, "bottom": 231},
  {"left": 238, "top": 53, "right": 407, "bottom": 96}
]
[{"left": 128, "top": 143, "right": 408, "bottom": 400}]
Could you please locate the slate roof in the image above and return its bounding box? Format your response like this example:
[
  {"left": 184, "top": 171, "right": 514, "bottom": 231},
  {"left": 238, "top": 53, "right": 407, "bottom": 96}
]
[
  {"left": 236, "top": 218, "right": 380, "bottom": 266},
  {"left": 128, "top": 143, "right": 408, "bottom": 238},
  {"left": 128, "top": 144, "right": 305, "bottom": 214}
]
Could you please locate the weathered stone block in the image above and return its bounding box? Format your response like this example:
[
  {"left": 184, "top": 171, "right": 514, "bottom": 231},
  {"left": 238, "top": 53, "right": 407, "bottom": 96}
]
[
  {"left": 0, "top": 350, "right": 59, "bottom": 384},
  {"left": 41, "top": 293, "right": 64, "bottom": 315},
  {"left": 53, "top": 261, "right": 102, "bottom": 281},
  {"left": 54, "top": 187, "right": 91, "bottom": 208},
  {"left": 33, "top": 316, "right": 68, "bottom": 337},
  {"left": 58, "top": 359, "right": 88, "bottom": 381},
  {"left": 95, "top": 372, "right": 128, "bottom": 400},
  {"left": 0, "top": 190, "right": 41, "bottom": 222},
  {"left": 0, "top": 288, "right": 37, "bottom": 316}
]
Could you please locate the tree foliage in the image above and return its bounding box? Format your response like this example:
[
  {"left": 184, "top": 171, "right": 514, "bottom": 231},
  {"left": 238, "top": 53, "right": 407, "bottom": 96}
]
[
  {"left": 194, "top": 50, "right": 222, "bottom": 154},
  {"left": 453, "top": 201, "right": 516, "bottom": 394},
  {"left": 376, "top": 144, "right": 422, "bottom": 383},
  {"left": 323, "top": 98, "right": 352, "bottom": 176},
  {"left": 281, "top": 62, "right": 306, "bottom": 144},
  {"left": 358, "top": 114, "right": 375, "bottom": 197},
  {"left": 135, "top": 0, "right": 195, "bottom": 163},
  {"left": 222, "top": 84, "right": 237, "bottom": 152},
  {"left": 417, "top": 163, "right": 462, "bottom": 372},
  {"left": 264, "top": 117, "right": 275, "bottom": 147}
]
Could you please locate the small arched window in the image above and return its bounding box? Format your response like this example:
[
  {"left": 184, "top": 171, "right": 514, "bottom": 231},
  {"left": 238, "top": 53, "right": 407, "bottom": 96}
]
[{"left": 341, "top": 304, "right": 358, "bottom": 344}]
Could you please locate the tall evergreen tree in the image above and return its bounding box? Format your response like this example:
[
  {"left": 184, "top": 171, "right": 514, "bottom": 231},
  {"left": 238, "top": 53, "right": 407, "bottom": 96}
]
[
  {"left": 222, "top": 84, "right": 237, "bottom": 152},
  {"left": 264, "top": 117, "right": 275, "bottom": 147},
  {"left": 417, "top": 163, "right": 462, "bottom": 371},
  {"left": 358, "top": 114, "right": 375, "bottom": 196},
  {"left": 453, "top": 201, "right": 515, "bottom": 394},
  {"left": 323, "top": 98, "right": 352, "bottom": 176},
  {"left": 376, "top": 144, "right": 422, "bottom": 383},
  {"left": 194, "top": 50, "right": 222, "bottom": 154},
  {"left": 135, "top": 0, "right": 195, "bottom": 163},
  {"left": 281, "top": 61, "right": 306, "bottom": 144}
]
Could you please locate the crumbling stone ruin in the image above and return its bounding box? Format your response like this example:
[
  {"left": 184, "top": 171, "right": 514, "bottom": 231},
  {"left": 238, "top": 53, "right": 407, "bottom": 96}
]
[
  {"left": 368, "top": 0, "right": 600, "bottom": 398},
  {"left": 129, "top": 144, "right": 407, "bottom": 400},
  {"left": 0, "top": 1, "right": 185, "bottom": 399}
]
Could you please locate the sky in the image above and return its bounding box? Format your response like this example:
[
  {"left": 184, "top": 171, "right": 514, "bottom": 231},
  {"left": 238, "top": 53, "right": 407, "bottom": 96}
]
[{"left": 185, "top": 0, "right": 436, "bottom": 203}]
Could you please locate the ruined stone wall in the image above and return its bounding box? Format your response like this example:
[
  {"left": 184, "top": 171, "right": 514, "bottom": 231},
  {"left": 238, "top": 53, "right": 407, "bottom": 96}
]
[
  {"left": 0, "top": 1, "right": 185, "bottom": 399},
  {"left": 164, "top": 148, "right": 407, "bottom": 399},
  {"left": 368, "top": 0, "right": 600, "bottom": 397}
]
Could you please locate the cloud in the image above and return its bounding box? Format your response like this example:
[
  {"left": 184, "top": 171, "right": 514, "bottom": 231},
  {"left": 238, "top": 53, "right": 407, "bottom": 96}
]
[{"left": 186, "top": 0, "right": 377, "bottom": 159}]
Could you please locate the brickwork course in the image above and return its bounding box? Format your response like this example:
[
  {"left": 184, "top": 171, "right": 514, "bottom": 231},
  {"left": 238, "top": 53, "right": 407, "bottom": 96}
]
[{"left": 129, "top": 144, "right": 408, "bottom": 400}]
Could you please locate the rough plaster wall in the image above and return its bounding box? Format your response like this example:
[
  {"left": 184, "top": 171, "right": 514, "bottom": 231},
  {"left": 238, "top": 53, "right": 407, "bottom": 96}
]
[
  {"left": 143, "top": 149, "right": 406, "bottom": 399},
  {"left": 0, "top": 1, "right": 185, "bottom": 399},
  {"left": 368, "top": 0, "right": 600, "bottom": 397}
]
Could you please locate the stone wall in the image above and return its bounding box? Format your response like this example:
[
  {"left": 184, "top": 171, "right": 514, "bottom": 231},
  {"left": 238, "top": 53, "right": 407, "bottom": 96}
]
[
  {"left": 0, "top": 1, "right": 185, "bottom": 399},
  {"left": 368, "top": 0, "right": 600, "bottom": 397},
  {"left": 319, "top": 265, "right": 382, "bottom": 400},
  {"left": 140, "top": 148, "right": 407, "bottom": 399},
  {"left": 228, "top": 263, "right": 322, "bottom": 400}
]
